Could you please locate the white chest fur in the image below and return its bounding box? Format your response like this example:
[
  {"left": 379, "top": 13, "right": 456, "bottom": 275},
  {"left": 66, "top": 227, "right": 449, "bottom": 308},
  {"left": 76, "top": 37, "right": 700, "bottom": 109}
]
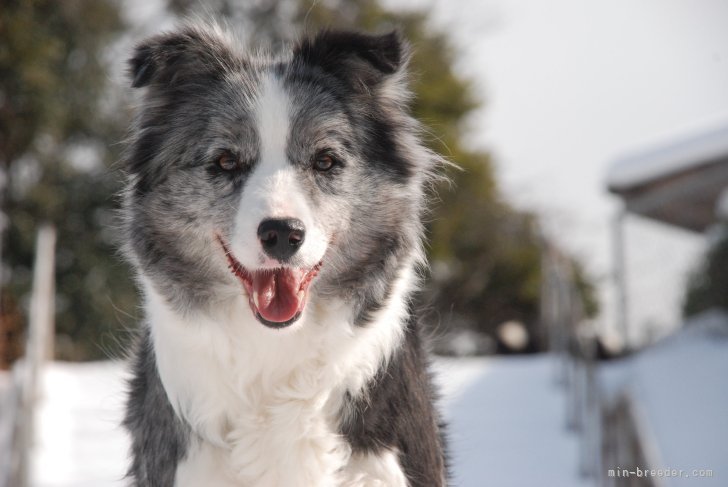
[{"left": 141, "top": 266, "right": 415, "bottom": 486}]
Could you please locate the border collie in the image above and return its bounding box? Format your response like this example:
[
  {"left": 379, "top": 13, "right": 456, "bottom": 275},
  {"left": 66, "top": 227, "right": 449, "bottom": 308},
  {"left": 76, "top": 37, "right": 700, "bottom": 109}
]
[{"left": 121, "top": 22, "right": 446, "bottom": 486}]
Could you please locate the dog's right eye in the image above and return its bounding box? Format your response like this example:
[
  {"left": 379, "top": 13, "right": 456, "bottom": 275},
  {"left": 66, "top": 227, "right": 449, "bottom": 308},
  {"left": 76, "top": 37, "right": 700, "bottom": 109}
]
[{"left": 217, "top": 151, "right": 239, "bottom": 171}]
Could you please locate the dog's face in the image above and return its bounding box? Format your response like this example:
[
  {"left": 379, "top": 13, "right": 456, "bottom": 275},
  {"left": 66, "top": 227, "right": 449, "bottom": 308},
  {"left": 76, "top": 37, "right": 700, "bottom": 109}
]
[{"left": 124, "top": 26, "right": 433, "bottom": 329}]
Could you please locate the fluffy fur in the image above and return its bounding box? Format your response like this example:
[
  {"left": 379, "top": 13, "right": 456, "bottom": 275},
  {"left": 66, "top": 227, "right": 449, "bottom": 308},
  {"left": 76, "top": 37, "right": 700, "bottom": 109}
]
[{"left": 122, "top": 22, "right": 446, "bottom": 486}]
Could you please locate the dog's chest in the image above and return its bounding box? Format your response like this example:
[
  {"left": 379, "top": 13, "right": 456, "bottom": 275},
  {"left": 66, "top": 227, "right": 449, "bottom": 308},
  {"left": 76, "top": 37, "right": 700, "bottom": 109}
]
[
  {"left": 173, "top": 385, "right": 409, "bottom": 487},
  {"left": 145, "top": 286, "right": 408, "bottom": 485},
  {"left": 149, "top": 307, "right": 348, "bottom": 484},
  {"left": 175, "top": 370, "right": 351, "bottom": 487}
]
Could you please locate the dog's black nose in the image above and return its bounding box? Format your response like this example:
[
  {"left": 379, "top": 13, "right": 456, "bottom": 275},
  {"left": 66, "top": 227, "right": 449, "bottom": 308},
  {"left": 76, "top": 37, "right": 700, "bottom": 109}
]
[{"left": 257, "top": 218, "right": 306, "bottom": 262}]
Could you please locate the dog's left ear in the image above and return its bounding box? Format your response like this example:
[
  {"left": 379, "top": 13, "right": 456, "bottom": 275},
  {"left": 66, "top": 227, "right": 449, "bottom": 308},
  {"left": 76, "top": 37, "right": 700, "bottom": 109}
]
[{"left": 294, "top": 30, "right": 408, "bottom": 92}]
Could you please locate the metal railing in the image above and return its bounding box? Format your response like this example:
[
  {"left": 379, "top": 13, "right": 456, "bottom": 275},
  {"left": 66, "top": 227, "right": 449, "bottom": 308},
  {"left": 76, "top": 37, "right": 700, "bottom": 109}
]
[{"left": 540, "top": 240, "right": 602, "bottom": 483}]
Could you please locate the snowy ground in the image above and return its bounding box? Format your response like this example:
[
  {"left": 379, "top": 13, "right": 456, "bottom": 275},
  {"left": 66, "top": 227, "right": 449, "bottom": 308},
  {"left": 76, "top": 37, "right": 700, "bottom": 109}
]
[
  {"left": 31, "top": 362, "right": 129, "bottom": 487},
  {"left": 600, "top": 311, "right": 728, "bottom": 486},
  {"left": 434, "top": 356, "right": 584, "bottom": 487},
  {"left": 29, "top": 355, "right": 585, "bottom": 486}
]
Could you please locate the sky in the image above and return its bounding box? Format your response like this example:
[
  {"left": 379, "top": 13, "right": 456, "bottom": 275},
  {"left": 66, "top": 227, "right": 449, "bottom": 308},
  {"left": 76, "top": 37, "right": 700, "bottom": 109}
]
[{"left": 389, "top": 0, "right": 728, "bottom": 344}]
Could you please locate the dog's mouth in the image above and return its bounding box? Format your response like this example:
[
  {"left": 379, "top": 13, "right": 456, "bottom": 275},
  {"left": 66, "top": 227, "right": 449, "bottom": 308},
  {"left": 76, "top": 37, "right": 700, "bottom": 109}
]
[{"left": 216, "top": 235, "right": 321, "bottom": 329}]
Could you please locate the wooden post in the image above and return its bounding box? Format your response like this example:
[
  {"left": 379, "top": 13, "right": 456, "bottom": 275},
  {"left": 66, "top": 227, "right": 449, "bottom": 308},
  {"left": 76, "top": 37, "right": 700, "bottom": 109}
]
[
  {"left": 3, "top": 225, "right": 56, "bottom": 487},
  {"left": 25, "top": 223, "right": 56, "bottom": 385}
]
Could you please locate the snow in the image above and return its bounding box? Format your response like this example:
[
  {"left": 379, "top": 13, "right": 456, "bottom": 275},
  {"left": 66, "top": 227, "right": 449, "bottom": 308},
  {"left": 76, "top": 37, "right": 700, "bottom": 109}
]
[
  {"left": 28, "top": 323, "right": 727, "bottom": 487},
  {"left": 605, "top": 310, "right": 728, "bottom": 485},
  {"left": 606, "top": 124, "right": 728, "bottom": 191},
  {"left": 29, "top": 355, "right": 586, "bottom": 486},
  {"left": 30, "top": 362, "right": 129, "bottom": 487},
  {"left": 24, "top": 328, "right": 728, "bottom": 487},
  {"left": 435, "top": 356, "right": 584, "bottom": 487}
]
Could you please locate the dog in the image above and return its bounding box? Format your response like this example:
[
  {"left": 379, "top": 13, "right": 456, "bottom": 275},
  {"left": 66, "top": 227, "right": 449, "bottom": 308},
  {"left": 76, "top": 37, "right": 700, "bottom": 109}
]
[{"left": 121, "top": 22, "right": 447, "bottom": 486}]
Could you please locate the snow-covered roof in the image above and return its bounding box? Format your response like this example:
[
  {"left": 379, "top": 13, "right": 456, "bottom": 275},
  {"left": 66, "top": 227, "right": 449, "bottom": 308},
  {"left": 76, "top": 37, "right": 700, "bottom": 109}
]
[
  {"left": 606, "top": 124, "right": 728, "bottom": 231},
  {"left": 607, "top": 124, "right": 728, "bottom": 191}
]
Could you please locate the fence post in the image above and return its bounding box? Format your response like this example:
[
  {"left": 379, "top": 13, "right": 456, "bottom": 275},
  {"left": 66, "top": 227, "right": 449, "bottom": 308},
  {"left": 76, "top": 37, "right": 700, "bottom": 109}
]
[{"left": 2, "top": 225, "right": 56, "bottom": 487}]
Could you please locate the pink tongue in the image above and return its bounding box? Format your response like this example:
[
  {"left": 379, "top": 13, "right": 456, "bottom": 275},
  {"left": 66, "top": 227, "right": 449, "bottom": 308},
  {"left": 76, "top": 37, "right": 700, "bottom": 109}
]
[{"left": 252, "top": 269, "right": 304, "bottom": 323}]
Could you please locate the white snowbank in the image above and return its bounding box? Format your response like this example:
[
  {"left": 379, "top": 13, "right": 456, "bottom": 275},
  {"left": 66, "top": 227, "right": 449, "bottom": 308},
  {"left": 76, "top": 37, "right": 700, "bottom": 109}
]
[
  {"left": 29, "top": 355, "right": 584, "bottom": 486},
  {"left": 603, "top": 310, "right": 728, "bottom": 486}
]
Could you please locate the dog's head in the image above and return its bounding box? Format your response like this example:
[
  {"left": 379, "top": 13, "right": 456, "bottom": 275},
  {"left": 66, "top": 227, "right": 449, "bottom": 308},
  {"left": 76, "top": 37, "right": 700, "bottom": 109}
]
[{"left": 123, "top": 23, "right": 436, "bottom": 329}]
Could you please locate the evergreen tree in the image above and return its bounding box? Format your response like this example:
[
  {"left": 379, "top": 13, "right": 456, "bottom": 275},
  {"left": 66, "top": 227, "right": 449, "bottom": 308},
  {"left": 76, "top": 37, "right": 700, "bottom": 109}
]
[
  {"left": 684, "top": 226, "right": 728, "bottom": 316},
  {"left": 1, "top": 0, "right": 136, "bottom": 360}
]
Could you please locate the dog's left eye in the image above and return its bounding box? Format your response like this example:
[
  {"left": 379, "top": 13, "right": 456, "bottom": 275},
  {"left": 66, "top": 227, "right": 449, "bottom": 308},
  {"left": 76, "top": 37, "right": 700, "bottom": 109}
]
[
  {"left": 313, "top": 152, "right": 337, "bottom": 172},
  {"left": 217, "top": 151, "right": 239, "bottom": 171}
]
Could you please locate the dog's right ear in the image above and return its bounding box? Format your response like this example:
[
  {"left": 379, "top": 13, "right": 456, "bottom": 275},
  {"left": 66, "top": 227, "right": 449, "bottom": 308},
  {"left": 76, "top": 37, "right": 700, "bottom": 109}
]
[{"left": 129, "top": 25, "right": 238, "bottom": 88}]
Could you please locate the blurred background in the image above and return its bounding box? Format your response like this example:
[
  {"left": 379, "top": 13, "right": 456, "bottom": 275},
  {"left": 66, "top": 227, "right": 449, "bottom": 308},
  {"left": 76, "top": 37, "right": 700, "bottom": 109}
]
[{"left": 1, "top": 0, "right": 726, "bottom": 486}]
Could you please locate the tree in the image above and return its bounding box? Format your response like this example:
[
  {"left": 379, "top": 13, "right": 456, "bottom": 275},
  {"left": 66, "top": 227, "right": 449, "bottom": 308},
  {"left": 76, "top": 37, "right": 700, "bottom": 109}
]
[
  {"left": 683, "top": 226, "right": 728, "bottom": 317},
  {"left": 1, "top": 0, "right": 136, "bottom": 360}
]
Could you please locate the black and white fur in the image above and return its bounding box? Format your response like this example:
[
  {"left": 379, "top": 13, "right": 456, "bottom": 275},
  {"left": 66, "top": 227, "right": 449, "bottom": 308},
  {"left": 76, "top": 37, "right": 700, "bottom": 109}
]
[{"left": 122, "top": 22, "right": 447, "bottom": 486}]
